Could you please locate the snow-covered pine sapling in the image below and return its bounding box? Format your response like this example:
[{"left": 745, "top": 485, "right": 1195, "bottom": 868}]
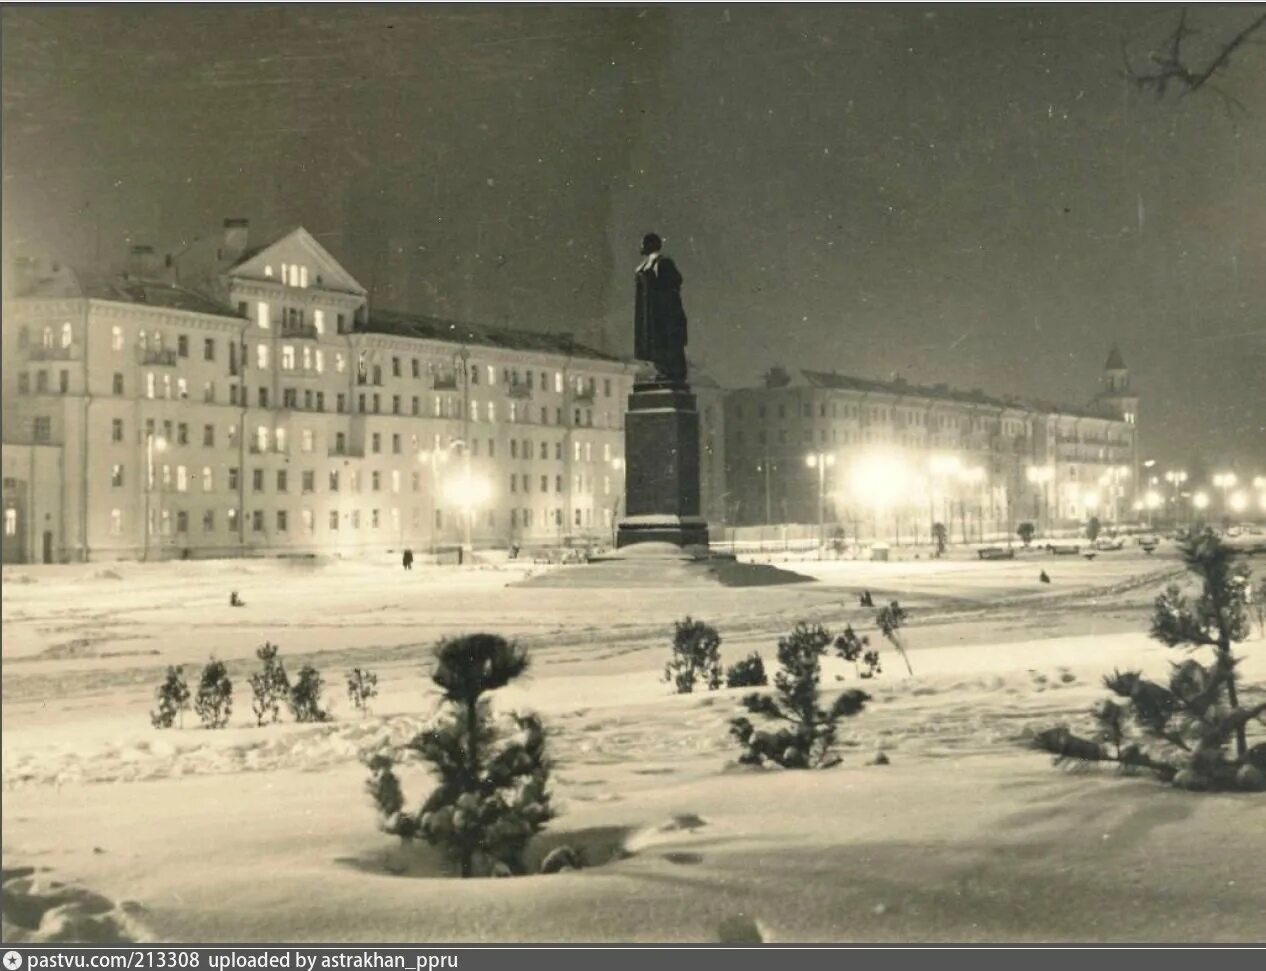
[
  {"left": 725, "top": 652, "right": 768, "bottom": 688},
  {"left": 876, "top": 601, "right": 913, "bottom": 675},
  {"left": 1034, "top": 529, "right": 1265, "bottom": 791},
  {"left": 730, "top": 622, "right": 870, "bottom": 769},
  {"left": 366, "top": 633, "right": 553, "bottom": 877},
  {"left": 835, "top": 625, "right": 881, "bottom": 679},
  {"left": 151, "top": 665, "right": 191, "bottom": 729},
  {"left": 289, "top": 664, "right": 331, "bottom": 723},
  {"left": 663, "top": 616, "right": 723, "bottom": 694},
  {"left": 249, "top": 642, "right": 290, "bottom": 726},
  {"left": 195, "top": 658, "right": 233, "bottom": 729},
  {"left": 347, "top": 667, "right": 379, "bottom": 718}
]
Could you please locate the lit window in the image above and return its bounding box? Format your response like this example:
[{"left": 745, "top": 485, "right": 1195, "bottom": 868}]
[
  {"left": 146, "top": 372, "right": 156, "bottom": 399},
  {"left": 111, "top": 326, "right": 123, "bottom": 352},
  {"left": 282, "top": 345, "right": 295, "bottom": 370},
  {"left": 275, "top": 428, "right": 287, "bottom": 453},
  {"left": 264, "top": 265, "right": 273, "bottom": 278},
  {"left": 257, "top": 344, "right": 270, "bottom": 369},
  {"left": 257, "top": 302, "right": 270, "bottom": 329},
  {"left": 176, "top": 465, "right": 188, "bottom": 493},
  {"left": 471, "top": 401, "right": 480, "bottom": 422},
  {"left": 488, "top": 402, "right": 497, "bottom": 423},
  {"left": 315, "top": 349, "right": 324, "bottom": 373},
  {"left": 299, "top": 265, "right": 308, "bottom": 288},
  {"left": 110, "top": 509, "right": 122, "bottom": 536},
  {"left": 335, "top": 353, "right": 345, "bottom": 373},
  {"left": 256, "top": 425, "right": 269, "bottom": 452},
  {"left": 202, "top": 467, "right": 213, "bottom": 492},
  {"left": 5, "top": 509, "right": 18, "bottom": 536},
  {"left": 391, "top": 470, "right": 400, "bottom": 494},
  {"left": 555, "top": 372, "right": 563, "bottom": 393},
  {"left": 177, "top": 378, "right": 188, "bottom": 399},
  {"left": 302, "top": 429, "right": 314, "bottom": 453},
  {"left": 487, "top": 365, "right": 496, "bottom": 385},
  {"left": 281, "top": 262, "right": 289, "bottom": 284}
]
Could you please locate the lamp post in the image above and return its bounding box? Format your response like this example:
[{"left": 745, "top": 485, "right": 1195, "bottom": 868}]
[
  {"left": 959, "top": 465, "right": 986, "bottom": 543},
  {"left": 143, "top": 433, "right": 168, "bottom": 562},
  {"left": 608, "top": 456, "right": 625, "bottom": 549},
  {"left": 806, "top": 451, "right": 835, "bottom": 557},
  {"left": 1192, "top": 490, "right": 1210, "bottom": 520},
  {"left": 1212, "top": 472, "right": 1237, "bottom": 523},
  {"left": 1026, "top": 464, "right": 1054, "bottom": 537},
  {"left": 1164, "top": 470, "right": 1188, "bottom": 527}
]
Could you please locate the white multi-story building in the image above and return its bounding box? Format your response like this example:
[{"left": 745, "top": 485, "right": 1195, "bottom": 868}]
[{"left": 2, "top": 221, "right": 636, "bottom": 563}]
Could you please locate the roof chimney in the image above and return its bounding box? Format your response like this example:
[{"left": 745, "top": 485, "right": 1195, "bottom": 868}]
[
  {"left": 126, "top": 244, "right": 159, "bottom": 278},
  {"left": 221, "top": 218, "right": 249, "bottom": 264}
]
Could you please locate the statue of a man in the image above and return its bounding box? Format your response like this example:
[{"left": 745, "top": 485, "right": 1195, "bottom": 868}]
[{"left": 634, "top": 233, "right": 688, "bottom": 384}]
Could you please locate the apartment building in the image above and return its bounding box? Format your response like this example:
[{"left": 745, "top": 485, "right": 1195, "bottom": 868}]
[{"left": 2, "top": 222, "right": 636, "bottom": 563}]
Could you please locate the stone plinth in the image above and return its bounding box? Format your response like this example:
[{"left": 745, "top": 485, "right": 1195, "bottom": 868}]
[{"left": 616, "top": 382, "right": 709, "bottom": 549}]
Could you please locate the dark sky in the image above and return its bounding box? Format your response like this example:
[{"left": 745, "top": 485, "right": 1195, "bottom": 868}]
[{"left": 3, "top": 5, "right": 1264, "bottom": 473}]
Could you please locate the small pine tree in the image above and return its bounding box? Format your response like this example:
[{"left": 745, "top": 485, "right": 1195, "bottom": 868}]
[
  {"left": 835, "top": 625, "right": 881, "bottom": 679},
  {"left": 725, "top": 652, "right": 768, "bottom": 688},
  {"left": 1086, "top": 516, "right": 1102, "bottom": 542},
  {"left": 151, "top": 665, "right": 191, "bottom": 729},
  {"left": 347, "top": 667, "right": 379, "bottom": 718},
  {"left": 876, "top": 601, "right": 914, "bottom": 675},
  {"left": 289, "top": 664, "right": 331, "bottom": 723},
  {"left": 730, "top": 622, "right": 870, "bottom": 769},
  {"left": 931, "top": 522, "right": 948, "bottom": 557},
  {"left": 1035, "top": 529, "right": 1265, "bottom": 791},
  {"left": 249, "top": 643, "right": 290, "bottom": 726},
  {"left": 1017, "top": 522, "right": 1036, "bottom": 547},
  {"left": 663, "top": 617, "right": 723, "bottom": 694},
  {"left": 366, "top": 634, "right": 554, "bottom": 877},
  {"left": 194, "top": 658, "right": 233, "bottom": 729}
]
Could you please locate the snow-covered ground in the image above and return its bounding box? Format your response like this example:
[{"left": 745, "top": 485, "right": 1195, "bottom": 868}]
[{"left": 3, "top": 546, "right": 1264, "bottom": 942}]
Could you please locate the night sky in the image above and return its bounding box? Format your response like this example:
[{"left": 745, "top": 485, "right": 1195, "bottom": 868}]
[{"left": 3, "top": 5, "right": 1263, "bottom": 473}]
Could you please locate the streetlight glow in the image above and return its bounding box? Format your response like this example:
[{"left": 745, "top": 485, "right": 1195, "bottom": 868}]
[
  {"left": 1192, "top": 491, "right": 1210, "bottom": 511},
  {"left": 1229, "top": 491, "right": 1247, "bottom": 514},
  {"left": 849, "top": 451, "right": 911, "bottom": 509}
]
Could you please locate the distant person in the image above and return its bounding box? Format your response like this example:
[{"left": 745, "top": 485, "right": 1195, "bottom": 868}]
[
  {"left": 1039, "top": 570, "right": 1051, "bottom": 585},
  {"left": 402, "top": 549, "right": 414, "bottom": 571},
  {"left": 509, "top": 543, "right": 520, "bottom": 560},
  {"left": 230, "top": 591, "right": 244, "bottom": 607}
]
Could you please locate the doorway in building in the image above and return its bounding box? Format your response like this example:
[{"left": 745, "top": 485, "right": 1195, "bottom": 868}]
[{"left": 42, "top": 530, "right": 54, "bottom": 564}]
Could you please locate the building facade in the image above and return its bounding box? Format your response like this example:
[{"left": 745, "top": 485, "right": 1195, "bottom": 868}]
[
  {"left": 2, "top": 222, "right": 636, "bottom": 563},
  {"left": 724, "top": 353, "right": 1138, "bottom": 541}
]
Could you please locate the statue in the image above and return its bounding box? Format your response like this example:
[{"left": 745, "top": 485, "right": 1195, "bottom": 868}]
[{"left": 634, "top": 233, "right": 688, "bottom": 384}]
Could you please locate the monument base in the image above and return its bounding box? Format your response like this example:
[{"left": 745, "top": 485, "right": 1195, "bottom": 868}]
[{"left": 615, "top": 514, "right": 710, "bottom": 550}]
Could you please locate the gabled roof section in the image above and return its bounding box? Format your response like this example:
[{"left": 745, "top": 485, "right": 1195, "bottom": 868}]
[
  {"left": 228, "top": 227, "right": 367, "bottom": 296},
  {"left": 364, "top": 309, "right": 627, "bottom": 364},
  {"left": 14, "top": 265, "right": 240, "bottom": 318},
  {"left": 1104, "top": 344, "right": 1126, "bottom": 370}
]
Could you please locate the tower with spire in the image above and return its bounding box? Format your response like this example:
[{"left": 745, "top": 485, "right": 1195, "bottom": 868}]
[{"left": 1097, "top": 344, "right": 1138, "bottom": 426}]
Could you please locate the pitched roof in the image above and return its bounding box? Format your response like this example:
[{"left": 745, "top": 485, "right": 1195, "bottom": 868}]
[
  {"left": 15, "top": 266, "right": 241, "bottom": 318},
  {"left": 363, "top": 309, "right": 627, "bottom": 364},
  {"left": 1104, "top": 344, "right": 1126, "bottom": 370},
  {"left": 797, "top": 368, "right": 1119, "bottom": 421}
]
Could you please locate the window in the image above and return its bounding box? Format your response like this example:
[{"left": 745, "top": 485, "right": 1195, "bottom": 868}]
[
  {"left": 277, "top": 470, "right": 288, "bottom": 492},
  {"left": 329, "top": 510, "right": 340, "bottom": 531},
  {"left": 111, "top": 464, "right": 124, "bottom": 487},
  {"left": 392, "top": 433, "right": 401, "bottom": 454},
  {"left": 487, "top": 365, "right": 496, "bottom": 385},
  {"left": 371, "top": 509, "right": 380, "bottom": 529},
  {"left": 391, "top": 470, "right": 401, "bottom": 494},
  {"left": 392, "top": 357, "right": 401, "bottom": 378},
  {"left": 252, "top": 510, "right": 265, "bottom": 532},
  {"left": 541, "top": 474, "right": 549, "bottom": 492},
  {"left": 112, "top": 419, "right": 124, "bottom": 442},
  {"left": 257, "top": 302, "right": 270, "bottom": 329},
  {"left": 253, "top": 469, "right": 264, "bottom": 492},
  {"left": 337, "top": 393, "right": 346, "bottom": 414},
  {"left": 259, "top": 387, "right": 269, "bottom": 408},
  {"left": 228, "top": 508, "right": 238, "bottom": 532},
  {"left": 203, "top": 510, "right": 215, "bottom": 532},
  {"left": 275, "top": 428, "right": 287, "bottom": 453},
  {"left": 412, "top": 396, "right": 420, "bottom": 416},
  {"left": 110, "top": 509, "right": 123, "bottom": 536},
  {"left": 255, "top": 425, "right": 269, "bottom": 453},
  {"left": 372, "top": 433, "right": 381, "bottom": 454},
  {"left": 302, "top": 509, "right": 315, "bottom": 533},
  {"left": 229, "top": 467, "right": 240, "bottom": 490},
  {"left": 202, "top": 467, "right": 213, "bottom": 492},
  {"left": 372, "top": 471, "right": 381, "bottom": 492},
  {"left": 60, "top": 322, "right": 72, "bottom": 348},
  {"left": 111, "top": 326, "right": 124, "bottom": 352},
  {"left": 302, "top": 471, "right": 315, "bottom": 493},
  {"left": 202, "top": 424, "right": 214, "bottom": 447},
  {"left": 392, "top": 395, "right": 400, "bottom": 415},
  {"left": 177, "top": 423, "right": 188, "bottom": 446},
  {"left": 313, "top": 309, "right": 325, "bottom": 334},
  {"left": 204, "top": 338, "right": 215, "bottom": 361},
  {"left": 334, "top": 432, "right": 346, "bottom": 455},
  {"left": 276, "top": 510, "right": 288, "bottom": 532},
  {"left": 177, "top": 335, "right": 189, "bottom": 358},
  {"left": 329, "top": 470, "right": 340, "bottom": 492},
  {"left": 203, "top": 381, "right": 215, "bottom": 403},
  {"left": 299, "top": 429, "right": 313, "bottom": 453},
  {"left": 32, "top": 416, "right": 51, "bottom": 442},
  {"left": 554, "top": 372, "right": 563, "bottom": 393},
  {"left": 336, "top": 353, "right": 346, "bottom": 374},
  {"left": 257, "top": 344, "right": 269, "bottom": 370},
  {"left": 282, "top": 345, "right": 295, "bottom": 370}
]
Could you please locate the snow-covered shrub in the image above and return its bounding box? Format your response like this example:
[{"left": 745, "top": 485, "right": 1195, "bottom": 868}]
[
  {"left": 730, "top": 622, "right": 870, "bottom": 769},
  {"left": 664, "top": 617, "right": 723, "bottom": 694},
  {"left": 346, "top": 667, "right": 379, "bottom": 718},
  {"left": 249, "top": 643, "right": 290, "bottom": 726},
  {"left": 150, "top": 665, "right": 190, "bottom": 729},
  {"left": 875, "top": 601, "right": 913, "bottom": 675},
  {"left": 1017, "top": 522, "right": 1036, "bottom": 547},
  {"left": 194, "top": 658, "right": 233, "bottom": 729},
  {"left": 289, "top": 664, "right": 331, "bottom": 723},
  {"left": 835, "top": 625, "right": 881, "bottom": 679},
  {"left": 1035, "top": 529, "right": 1265, "bottom": 791},
  {"left": 725, "top": 652, "right": 768, "bottom": 688},
  {"left": 366, "top": 633, "right": 553, "bottom": 877}
]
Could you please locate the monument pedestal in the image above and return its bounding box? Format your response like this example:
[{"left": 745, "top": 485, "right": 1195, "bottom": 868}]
[{"left": 616, "top": 381, "right": 709, "bottom": 549}]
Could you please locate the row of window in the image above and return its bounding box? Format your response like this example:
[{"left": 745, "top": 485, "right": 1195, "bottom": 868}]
[{"left": 510, "top": 473, "right": 612, "bottom": 496}]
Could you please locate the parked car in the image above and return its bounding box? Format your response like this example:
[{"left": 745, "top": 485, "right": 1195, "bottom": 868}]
[
  {"left": 977, "top": 546, "right": 1015, "bottom": 560},
  {"left": 1094, "top": 536, "right": 1126, "bottom": 551},
  {"left": 1048, "top": 541, "right": 1084, "bottom": 555}
]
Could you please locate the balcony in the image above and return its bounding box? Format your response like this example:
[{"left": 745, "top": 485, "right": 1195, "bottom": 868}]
[
  {"left": 281, "top": 323, "right": 319, "bottom": 340},
  {"left": 139, "top": 348, "right": 179, "bottom": 367},
  {"left": 432, "top": 373, "right": 459, "bottom": 391},
  {"left": 356, "top": 373, "right": 384, "bottom": 387},
  {"left": 572, "top": 386, "right": 595, "bottom": 403},
  {"left": 327, "top": 445, "right": 365, "bottom": 459},
  {"left": 507, "top": 382, "right": 533, "bottom": 399},
  {"left": 27, "top": 345, "right": 75, "bottom": 361}
]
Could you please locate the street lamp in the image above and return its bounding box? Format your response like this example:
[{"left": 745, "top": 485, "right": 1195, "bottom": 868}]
[
  {"left": 806, "top": 451, "right": 835, "bottom": 557},
  {"left": 1229, "top": 491, "right": 1248, "bottom": 515},
  {"left": 418, "top": 441, "right": 457, "bottom": 557},
  {"left": 443, "top": 467, "right": 490, "bottom": 564},
  {"left": 143, "top": 434, "right": 168, "bottom": 562},
  {"left": 1192, "top": 490, "right": 1210, "bottom": 514},
  {"left": 1026, "top": 464, "right": 1054, "bottom": 536},
  {"left": 959, "top": 465, "right": 986, "bottom": 543}
]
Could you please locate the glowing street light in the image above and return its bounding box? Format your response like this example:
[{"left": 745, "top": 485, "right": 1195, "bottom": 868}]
[
  {"left": 806, "top": 451, "right": 836, "bottom": 555},
  {"left": 1229, "top": 491, "right": 1248, "bottom": 515},
  {"left": 1192, "top": 491, "right": 1210, "bottom": 512},
  {"left": 443, "top": 468, "right": 491, "bottom": 561}
]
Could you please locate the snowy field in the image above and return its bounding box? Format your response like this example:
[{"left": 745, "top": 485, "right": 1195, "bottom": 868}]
[{"left": 3, "top": 545, "right": 1264, "bottom": 943}]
